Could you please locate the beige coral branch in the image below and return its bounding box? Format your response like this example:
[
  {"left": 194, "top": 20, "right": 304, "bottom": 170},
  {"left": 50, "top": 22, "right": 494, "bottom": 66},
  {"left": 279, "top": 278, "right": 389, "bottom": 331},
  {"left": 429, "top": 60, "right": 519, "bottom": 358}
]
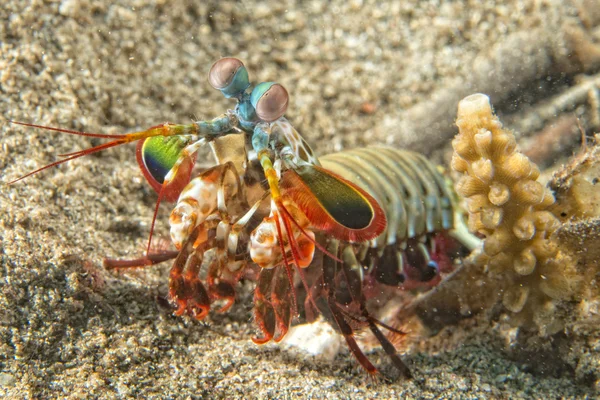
[{"left": 452, "top": 93, "right": 578, "bottom": 319}]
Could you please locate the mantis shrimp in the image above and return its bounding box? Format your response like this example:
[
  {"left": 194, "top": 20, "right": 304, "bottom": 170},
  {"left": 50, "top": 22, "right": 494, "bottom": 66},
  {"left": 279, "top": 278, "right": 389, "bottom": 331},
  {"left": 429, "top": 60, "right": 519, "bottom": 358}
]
[{"left": 8, "top": 58, "right": 479, "bottom": 379}]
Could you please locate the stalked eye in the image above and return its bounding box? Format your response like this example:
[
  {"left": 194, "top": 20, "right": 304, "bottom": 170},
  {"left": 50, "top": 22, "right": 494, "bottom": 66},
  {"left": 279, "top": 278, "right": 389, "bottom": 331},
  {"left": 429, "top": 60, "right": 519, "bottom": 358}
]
[
  {"left": 250, "top": 82, "right": 289, "bottom": 122},
  {"left": 208, "top": 58, "right": 250, "bottom": 98}
]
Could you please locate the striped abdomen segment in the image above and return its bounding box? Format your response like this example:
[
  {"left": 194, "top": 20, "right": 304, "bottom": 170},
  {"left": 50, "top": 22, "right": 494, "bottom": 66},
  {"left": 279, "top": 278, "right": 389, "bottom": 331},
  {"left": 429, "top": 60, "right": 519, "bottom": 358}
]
[{"left": 320, "top": 147, "right": 461, "bottom": 286}]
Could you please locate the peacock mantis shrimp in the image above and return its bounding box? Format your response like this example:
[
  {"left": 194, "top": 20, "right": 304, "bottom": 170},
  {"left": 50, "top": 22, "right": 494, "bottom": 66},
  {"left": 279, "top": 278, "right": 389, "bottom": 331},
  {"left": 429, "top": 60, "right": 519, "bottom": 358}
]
[{"left": 8, "top": 58, "right": 479, "bottom": 379}]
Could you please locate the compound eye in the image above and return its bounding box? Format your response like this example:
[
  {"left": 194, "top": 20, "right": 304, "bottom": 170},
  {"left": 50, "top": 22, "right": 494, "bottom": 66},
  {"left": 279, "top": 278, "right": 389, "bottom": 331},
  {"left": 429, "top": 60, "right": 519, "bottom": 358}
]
[
  {"left": 250, "top": 82, "right": 289, "bottom": 122},
  {"left": 208, "top": 58, "right": 250, "bottom": 98}
]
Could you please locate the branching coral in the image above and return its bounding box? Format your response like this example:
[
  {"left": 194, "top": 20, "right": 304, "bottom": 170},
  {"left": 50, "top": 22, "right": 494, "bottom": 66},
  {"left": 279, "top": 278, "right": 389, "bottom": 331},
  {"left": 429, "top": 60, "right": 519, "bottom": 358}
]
[
  {"left": 550, "top": 135, "right": 600, "bottom": 296},
  {"left": 451, "top": 94, "right": 579, "bottom": 318},
  {"left": 550, "top": 134, "right": 600, "bottom": 222}
]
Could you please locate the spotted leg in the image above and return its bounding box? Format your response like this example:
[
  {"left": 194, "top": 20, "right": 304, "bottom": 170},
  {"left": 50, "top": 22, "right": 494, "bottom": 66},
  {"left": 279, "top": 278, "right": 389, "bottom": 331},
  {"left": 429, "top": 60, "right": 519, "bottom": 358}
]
[
  {"left": 206, "top": 258, "right": 239, "bottom": 314},
  {"left": 144, "top": 137, "right": 209, "bottom": 256},
  {"left": 207, "top": 193, "right": 268, "bottom": 314},
  {"left": 168, "top": 222, "right": 217, "bottom": 320},
  {"left": 168, "top": 157, "right": 250, "bottom": 318},
  {"left": 134, "top": 114, "right": 240, "bottom": 255}
]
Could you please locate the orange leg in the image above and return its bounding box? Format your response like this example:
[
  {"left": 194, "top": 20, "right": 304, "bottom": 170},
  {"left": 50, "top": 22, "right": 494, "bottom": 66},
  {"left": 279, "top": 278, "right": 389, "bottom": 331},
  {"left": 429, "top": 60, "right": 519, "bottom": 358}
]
[
  {"left": 334, "top": 244, "right": 412, "bottom": 379},
  {"left": 252, "top": 268, "right": 277, "bottom": 344},
  {"left": 321, "top": 243, "right": 378, "bottom": 375},
  {"left": 103, "top": 250, "right": 179, "bottom": 270},
  {"left": 329, "top": 298, "right": 378, "bottom": 375},
  {"left": 168, "top": 225, "right": 215, "bottom": 320},
  {"left": 206, "top": 259, "right": 239, "bottom": 314},
  {"left": 271, "top": 266, "right": 293, "bottom": 342},
  {"left": 251, "top": 266, "right": 295, "bottom": 344},
  {"left": 366, "top": 316, "right": 412, "bottom": 379}
]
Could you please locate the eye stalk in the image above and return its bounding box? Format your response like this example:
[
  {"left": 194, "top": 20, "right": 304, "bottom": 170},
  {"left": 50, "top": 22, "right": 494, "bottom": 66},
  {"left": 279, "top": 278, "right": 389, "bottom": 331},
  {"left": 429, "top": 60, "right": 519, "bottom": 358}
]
[
  {"left": 250, "top": 82, "right": 289, "bottom": 122},
  {"left": 208, "top": 58, "right": 250, "bottom": 98}
]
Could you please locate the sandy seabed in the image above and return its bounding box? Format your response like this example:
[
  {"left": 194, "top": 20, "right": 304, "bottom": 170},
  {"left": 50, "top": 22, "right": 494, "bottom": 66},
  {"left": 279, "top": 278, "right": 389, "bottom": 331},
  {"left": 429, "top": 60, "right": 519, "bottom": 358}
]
[{"left": 1, "top": 1, "right": 599, "bottom": 398}]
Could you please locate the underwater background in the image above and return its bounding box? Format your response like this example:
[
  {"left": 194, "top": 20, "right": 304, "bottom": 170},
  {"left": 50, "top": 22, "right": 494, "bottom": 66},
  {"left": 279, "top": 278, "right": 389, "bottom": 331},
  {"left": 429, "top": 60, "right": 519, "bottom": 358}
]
[{"left": 1, "top": 0, "right": 599, "bottom": 398}]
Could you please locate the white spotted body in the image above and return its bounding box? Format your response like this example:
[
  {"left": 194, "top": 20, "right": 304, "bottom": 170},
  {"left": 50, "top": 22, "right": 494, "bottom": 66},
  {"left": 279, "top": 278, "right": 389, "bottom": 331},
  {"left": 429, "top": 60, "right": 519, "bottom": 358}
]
[
  {"left": 169, "top": 177, "right": 218, "bottom": 249},
  {"left": 249, "top": 199, "right": 316, "bottom": 269}
]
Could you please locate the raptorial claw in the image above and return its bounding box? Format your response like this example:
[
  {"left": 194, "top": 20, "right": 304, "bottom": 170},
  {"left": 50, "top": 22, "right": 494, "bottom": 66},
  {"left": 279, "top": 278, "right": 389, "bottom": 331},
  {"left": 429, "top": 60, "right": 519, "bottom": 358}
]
[
  {"left": 209, "top": 281, "right": 236, "bottom": 313},
  {"left": 252, "top": 299, "right": 276, "bottom": 345},
  {"left": 272, "top": 303, "right": 291, "bottom": 343},
  {"left": 251, "top": 267, "right": 296, "bottom": 344},
  {"left": 271, "top": 265, "right": 293, "bottom": 342},
  {"left": 169, "top": 274, "right": 211, "bottom": 320}
]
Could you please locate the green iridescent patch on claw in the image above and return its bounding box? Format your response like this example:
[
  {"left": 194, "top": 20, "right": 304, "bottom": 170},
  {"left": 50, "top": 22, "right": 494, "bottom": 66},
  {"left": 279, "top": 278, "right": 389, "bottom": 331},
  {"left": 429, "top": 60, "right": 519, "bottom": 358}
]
[{"left": 140, "top": 136, "right": 188, "bottom": 184}]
